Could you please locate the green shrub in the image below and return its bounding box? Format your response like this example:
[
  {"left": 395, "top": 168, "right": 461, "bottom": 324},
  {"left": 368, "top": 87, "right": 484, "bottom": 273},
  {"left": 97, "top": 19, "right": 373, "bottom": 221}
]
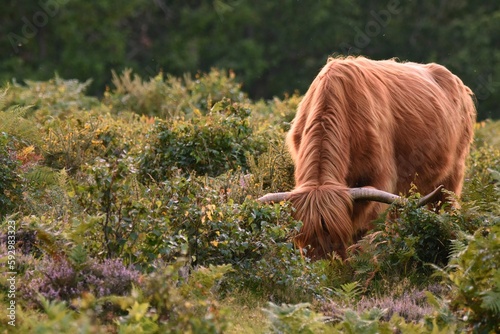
[
  {"left": 2, "top": 76, "right": 99, "bottom": 119},
  {"left": 115, "top": 259, "right": 232, "bottom": 333},
  {"left": 134, "top": 172, "right": 322, "bottom": 303},
  {"left": 462, "top": 143, "right": 500, "bottom": 216},
  {"left": 73, "top": 156, "right": 296, "bottom": 276},
  {"left": 74, "top": 155, "right": 325, "bottom": 302},
  {"left": 376, "top": 205, "right": 457, "bottom": 268},
  {"left": 42, "top": 110, "right": 149, "bottom": 173},
  {"left": 9, "top": 297, "right": 98, "bottom": 334},
  {"left": 0, "top": 107, "right": 45, "bottom": 218},
  {"left": 339, "top": 192, "right": 474, "bottom": 287},
  {"left": 440, "top": 225, "right": 500, "bottom": 333},
  {"left": 474, "top": 120, "right": 500, "bottom": 149},
  {"left": 105, "top": 68, "right": 248, "bottom": 117},
  {"left": 0, "top": 133, "right": 23, "bottom": 217},
  {"left": 264, "top": 302, "right": 331, "bottom": 333},
  {"left": 73, "top": 154, "right": 161, "bottom": 263},
  {"left": 213, "top": 201, "right": 326, "bottom": 303},
  {"left": 0, "top": 107, "right": 42, "bottom": 148},
  {"left": 246, "top": 138, "right": 295, "bottom": 194},
  {"left": 139, "top": 98, "right": 264, "bottom": 180},
  {"left": 249, "top": 92, "right": 301, "bottom": 131}
]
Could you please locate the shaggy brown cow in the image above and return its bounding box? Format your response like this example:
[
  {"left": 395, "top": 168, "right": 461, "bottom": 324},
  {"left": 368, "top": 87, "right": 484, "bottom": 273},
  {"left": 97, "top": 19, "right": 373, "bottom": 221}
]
[{"left": 259, "top": 56, "right": 476, "bottom": 259}]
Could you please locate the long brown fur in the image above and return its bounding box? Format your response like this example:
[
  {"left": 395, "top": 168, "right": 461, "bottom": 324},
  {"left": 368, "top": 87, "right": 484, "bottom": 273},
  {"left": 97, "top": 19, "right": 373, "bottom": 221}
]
[{"left": 286, "top": 56, "right": 476, "bottom": 259}]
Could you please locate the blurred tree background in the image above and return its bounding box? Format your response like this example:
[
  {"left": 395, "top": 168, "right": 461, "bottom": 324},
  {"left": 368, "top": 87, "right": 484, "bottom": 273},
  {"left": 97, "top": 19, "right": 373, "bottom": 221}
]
[{"left": 1, "top": 0, "right": 498, "bottom": 119}]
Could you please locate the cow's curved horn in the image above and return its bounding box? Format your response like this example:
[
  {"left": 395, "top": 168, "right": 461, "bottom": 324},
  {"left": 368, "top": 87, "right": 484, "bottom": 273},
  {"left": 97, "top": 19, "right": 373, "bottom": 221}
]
[
  {"left": 417, "top": 185, "right": 445, "bottom": 206},
  {"left": 257, "top": 185, "right": 444, "bottom": 207},
  {"left": 349, "top": 185, "right": 444, "bottom": 207},
  {"left": 257, "top": 192, "right": 292, "bottom": 203},
  {"left": 348, "top": 187, "right": 403, "bottom": 204}
]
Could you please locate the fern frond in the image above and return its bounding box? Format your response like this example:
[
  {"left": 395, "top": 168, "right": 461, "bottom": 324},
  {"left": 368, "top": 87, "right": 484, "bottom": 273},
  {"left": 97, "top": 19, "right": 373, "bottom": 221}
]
[
  {"left": 69, "top": 244, "right": 88, "bottom": 266},
  {"left": 449, "top": 239, "right": 468, "bottom": 259},
  {"left": 25, "top": 166, "right": 59, "bottom": 186},
  {"left": 0, "top": 87, "right": 7, "bottom": 110},
  {"left": 334, "top": 281, "right": 362, "bottom": 303},
  {"left": 264, "top": 302, "right": 330, "bottom": 333},
  {"left": 58, "top": 168, "right": 69, "bottom": 188},
  {"left": 481, "top": 290, "right": 500, "bottom": 314},
  {"left": 487, "top": 168, "right": 500, "bottom": 183},
  {"left": 0, "top": 108, "right": 41, "bottom": 147},
  {"left": 38, "top": 294, "right": 71, "bottom": 319}
]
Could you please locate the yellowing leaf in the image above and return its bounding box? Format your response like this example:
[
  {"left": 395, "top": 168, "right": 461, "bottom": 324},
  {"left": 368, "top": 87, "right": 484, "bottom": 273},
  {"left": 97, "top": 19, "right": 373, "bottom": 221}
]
[
  {"left": 20, "top": 145, "right": 35, "bottom": 157},
  {"left": 128, "top": 301, "right": 150, "bottom": 322}
]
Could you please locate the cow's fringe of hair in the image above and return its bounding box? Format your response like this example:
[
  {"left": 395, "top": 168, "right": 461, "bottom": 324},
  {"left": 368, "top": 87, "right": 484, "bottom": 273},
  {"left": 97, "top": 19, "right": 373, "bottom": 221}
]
[{"left": 289, "top": 183, "right": 353, "bottom": 259}]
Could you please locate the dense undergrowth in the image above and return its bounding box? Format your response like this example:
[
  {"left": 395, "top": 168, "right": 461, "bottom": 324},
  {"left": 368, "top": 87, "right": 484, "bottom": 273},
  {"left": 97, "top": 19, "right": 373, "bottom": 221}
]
[{"left": 0, "top": 69, "right": 499, "bottom": 333}]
